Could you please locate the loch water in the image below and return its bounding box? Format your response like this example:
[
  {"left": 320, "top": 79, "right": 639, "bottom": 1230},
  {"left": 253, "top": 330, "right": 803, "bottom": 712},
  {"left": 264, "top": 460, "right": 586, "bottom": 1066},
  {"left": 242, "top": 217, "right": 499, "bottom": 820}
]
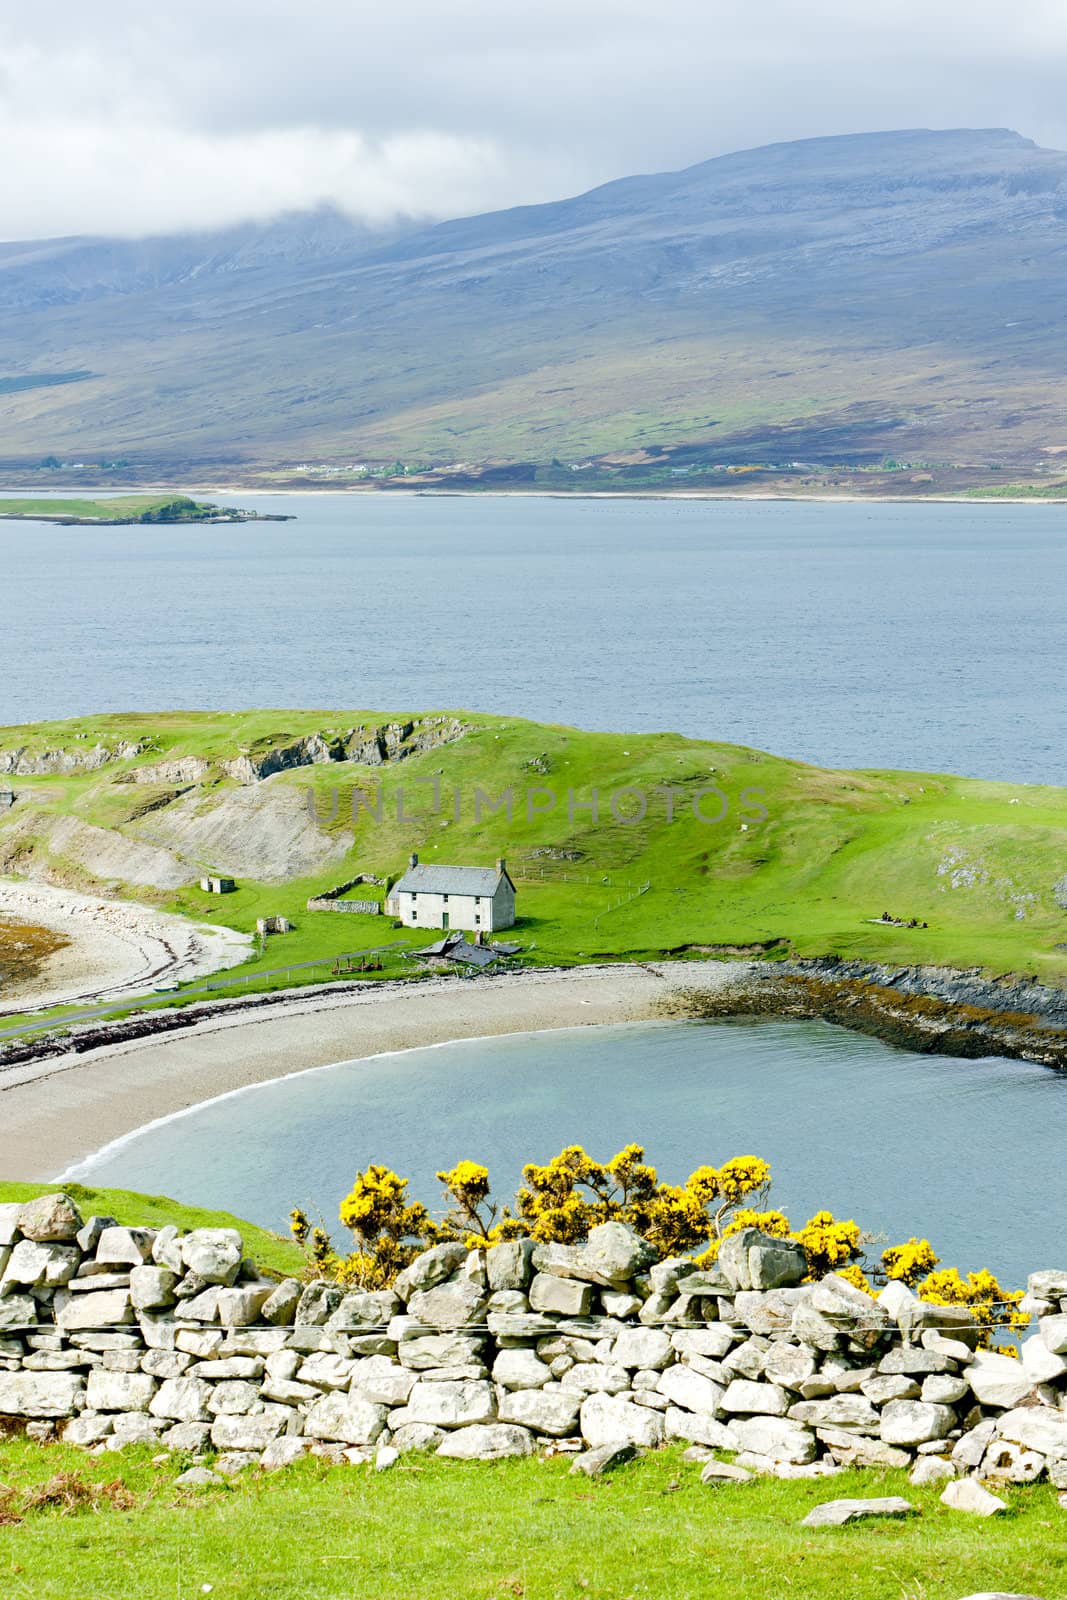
[
  {"left": 3, "top": 492, "right": 1065, "bottom": 783},
  {"left": 67, "top": 1018, "right": 1067, "bottom": 1288}
]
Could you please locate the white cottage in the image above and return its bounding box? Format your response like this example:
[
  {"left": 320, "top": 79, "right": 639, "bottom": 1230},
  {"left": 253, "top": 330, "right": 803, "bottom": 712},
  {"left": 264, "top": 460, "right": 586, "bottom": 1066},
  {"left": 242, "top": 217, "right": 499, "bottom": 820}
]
[{"left": 386, "top": 854, "right": 516, "bottom": 932}]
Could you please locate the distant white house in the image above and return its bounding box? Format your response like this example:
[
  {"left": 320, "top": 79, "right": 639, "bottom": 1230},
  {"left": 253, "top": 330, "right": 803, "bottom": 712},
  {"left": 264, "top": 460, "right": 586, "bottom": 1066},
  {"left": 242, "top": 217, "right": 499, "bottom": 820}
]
[{"left": 385, "top": 854, "right": 516, "bottom": 933}]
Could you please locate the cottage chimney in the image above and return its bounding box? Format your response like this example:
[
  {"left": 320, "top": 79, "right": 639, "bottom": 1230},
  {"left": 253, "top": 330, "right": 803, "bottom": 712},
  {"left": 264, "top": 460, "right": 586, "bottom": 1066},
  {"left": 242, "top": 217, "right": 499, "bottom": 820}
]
[
  {"left": 409, "top": 852, "right": 419, "bottom": 868},
  {"left": 496, "top": 856, "right": 506, "bottom": 874}
]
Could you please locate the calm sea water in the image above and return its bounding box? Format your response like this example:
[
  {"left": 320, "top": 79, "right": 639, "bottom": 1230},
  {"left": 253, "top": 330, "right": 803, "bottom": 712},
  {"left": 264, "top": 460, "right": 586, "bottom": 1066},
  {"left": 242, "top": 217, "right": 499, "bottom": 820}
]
[
  {"left": 66, "top": 1019, "right": 1067, "bottom": 1288},
  {"left": 2, "top": 492, "right": 1064, "bottom": 783}
]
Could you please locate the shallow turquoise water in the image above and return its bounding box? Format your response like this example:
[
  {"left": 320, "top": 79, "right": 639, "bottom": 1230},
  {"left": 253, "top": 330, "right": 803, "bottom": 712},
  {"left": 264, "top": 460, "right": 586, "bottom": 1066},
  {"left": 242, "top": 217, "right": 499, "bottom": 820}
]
[{"left": 67, "top": 1018, "right": 1067, "bottom": 1288}]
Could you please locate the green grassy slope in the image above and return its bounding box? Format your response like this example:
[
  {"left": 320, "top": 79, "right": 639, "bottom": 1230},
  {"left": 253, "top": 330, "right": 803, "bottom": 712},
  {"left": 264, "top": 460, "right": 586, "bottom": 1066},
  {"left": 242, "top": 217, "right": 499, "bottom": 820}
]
[
  {"left": 0, "top": 495, "right": 224, "bottom": 522},
  {"left": 0, "top": 1437, "right": 1063, "bottom": 1600},
  {"left": 0, "top": 1180, "right": 302, "bottom": 1277},
  {"left": 1, "top": 709, "right": 1065, "bottom": 1006}
]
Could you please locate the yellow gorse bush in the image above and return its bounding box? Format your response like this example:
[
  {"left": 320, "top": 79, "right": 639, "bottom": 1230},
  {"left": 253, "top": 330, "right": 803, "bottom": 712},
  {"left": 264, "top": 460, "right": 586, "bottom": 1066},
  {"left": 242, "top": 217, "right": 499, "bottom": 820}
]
[{"left": 295, "top": 1142, "right": 1020, "bottom": 1332}]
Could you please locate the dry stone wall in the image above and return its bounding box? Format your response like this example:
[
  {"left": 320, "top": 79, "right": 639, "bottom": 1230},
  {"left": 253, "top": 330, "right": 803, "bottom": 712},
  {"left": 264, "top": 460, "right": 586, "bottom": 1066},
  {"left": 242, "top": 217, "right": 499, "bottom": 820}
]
[{"left": 2, "top": 1193, "right": 1067, "bottom": 1486}]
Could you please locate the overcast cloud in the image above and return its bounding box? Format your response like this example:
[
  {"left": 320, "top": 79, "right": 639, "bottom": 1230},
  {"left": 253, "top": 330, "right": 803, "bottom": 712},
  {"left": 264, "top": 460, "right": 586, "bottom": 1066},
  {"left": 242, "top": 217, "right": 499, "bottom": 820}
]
[{"left": 3, "top": 0, "right": 1067, "bottom": 240}]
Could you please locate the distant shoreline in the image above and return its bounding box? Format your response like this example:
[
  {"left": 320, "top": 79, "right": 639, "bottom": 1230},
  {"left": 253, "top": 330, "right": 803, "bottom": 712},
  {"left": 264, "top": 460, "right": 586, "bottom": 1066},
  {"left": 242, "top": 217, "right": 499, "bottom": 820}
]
[{"left": 3, "top": 485, "right": 1066, "bottom": 506}]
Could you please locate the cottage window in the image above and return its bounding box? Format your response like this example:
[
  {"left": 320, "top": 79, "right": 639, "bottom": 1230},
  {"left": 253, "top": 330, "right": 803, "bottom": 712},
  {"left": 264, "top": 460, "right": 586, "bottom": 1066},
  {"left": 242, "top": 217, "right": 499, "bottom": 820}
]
[
  {"left": 443, "top": 894, "right": 449, "bottom": 902},
  {"left": 475, "top": 914, "right": 481, "bottom": 926}
]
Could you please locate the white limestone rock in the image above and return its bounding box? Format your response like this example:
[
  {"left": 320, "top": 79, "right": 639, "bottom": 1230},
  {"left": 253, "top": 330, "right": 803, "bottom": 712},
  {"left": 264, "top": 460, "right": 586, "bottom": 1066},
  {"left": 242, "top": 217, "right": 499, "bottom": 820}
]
[
  {"left": 208, "top": 1380, "right": 261, "bottom": 1416},
  {"left": 86, "top": 1369, "right": 157, "bottom": 1412},
  {"left": 1, "top": 1240, "right": 79, "bottom": 1291},
  {"left": 304, "top": 1390, "right": 388, "bottom": 1445},
  {"left": 106, "top": 1413, "right": 167, "bottom": 1449},
  {"left": 260, "top": 1279, "right": 302, "bottom": 1325},
  {"left": 879, "top": 1399, "right": 955, "bottom": 1446},
  {"left": 981, "top": 1438, "right": 1047, "bottom": 1484},
  {"left": 529, "top": 1274, "right": 592, "bottom": 1317},
  {"left": 149, "top": 1376, "right": 213, "bottom": 1423},
  {"left": 721, "top": 1379, "right": 789, "bottom": 1416},
  {"left": 730, "top": 1415, "right": 817, "bottom": 1464},
  {"left": 405, "top": 1379, "right": 496, "bottom": 1429},
  {"left": 395, "top": 1242, "right": 469, "bottom": 1297},
  {"left": 612, "top": 1327, "right": 673, "bottom": 1370},
  {"left": 1020, "top": 1335, "right": 1067, "bottom": 1385},
  {"left": 663, "top": 1408, "right": 740, "bottom": 1450},
  {"left": 0, "top": 1369, "right": 84, "bottom": 1417},
  {"left": 788, "top": 1396, "right": 881, "bottom": 1433},
  {"left": 180, "top": 1229, "right": 243, "bottom": 1286},
  {"left": 350, "top": 1356, "right": 417, "bottom": 1407},
  {"left": 492, "top": 1348, "right": 553, "bottom": 1390},
  {"left": 161, "top": 1421, "right": 213, "bottom": 1452},
  {"left": 996, "top": 1407, "right": 1067, "bottom": 1461},
  {"left": 656, "top": 1363, "right": 724, "bottom": 1416},
  {"left": 908, "top": 1455, "right": 956, "bottom": 1485},
  {"left": 95, "top": 1227, "right": 155, "bottom": 1267},
  {"left": 718, "top": 1229, "right": 807, "bottom": 1293},
  {"left": 941, "top": 1478, "right": 1007, "bottom": 1516},
  {"left": 580, "top": 1392, "right": 666, "bottom": 1449},
  {"left": 437, "top": 1423, "right": 534, "bottom": 1459},
  {"left": 1039, "top": 1315, "right": 1067, "bottom": 1355},
  {"left": 129, "top": 1266, "right": 180, "bottom": 1311},
  {"left": 62, "top": 1411, "right": 114, "bottom": 1445},
  {"left": 964, "top": 1351, "right": 1035, "bottom": 1410},
  {"left": 802, "top": 1496, "right": 916, "bottom": 1528},
  {"left": 17, "top": 1193, "right": 83, "bottom": 1243},
  {"left": 260, "top": 1436, "right": 310, "bottom": 1470},
  {"left": 56, "top": 1287, "right": 134, "bottom": 1332},
  {"left": 486, "top": 1239, "right": 535, "bottom": 1293},
  {"left": 210, "top": 1406, "right": 292, "bottom": 1451},
  {"left": 762, "top": 1343, "right": 817, "bottom": 1391},
  {"left": 407, "top": 1280, "right": 486, "bottom": 1329},
  {"left": 498, "top": 1387, "right": 582, "bottom": 1436},
  {"left": 559, "top": 1363, "right": 629, "bottom": 1395}
]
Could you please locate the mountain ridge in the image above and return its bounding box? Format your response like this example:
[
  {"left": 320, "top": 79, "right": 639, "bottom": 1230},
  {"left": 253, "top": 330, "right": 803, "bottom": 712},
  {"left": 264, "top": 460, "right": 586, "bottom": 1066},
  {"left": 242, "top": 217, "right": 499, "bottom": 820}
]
[{"left": 2, "top": 127, "right": 1066, "bottom": 477}]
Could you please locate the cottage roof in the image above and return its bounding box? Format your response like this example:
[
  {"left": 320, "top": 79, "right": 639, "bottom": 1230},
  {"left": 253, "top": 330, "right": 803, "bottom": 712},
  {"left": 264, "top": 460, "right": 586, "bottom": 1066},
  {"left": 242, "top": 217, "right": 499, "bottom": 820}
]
[
  {"left": 391, "top": 863, "right": 508, "bottom": 897},
  {"left": 447, "top": 941, "right": 502, "bottom": 968}
]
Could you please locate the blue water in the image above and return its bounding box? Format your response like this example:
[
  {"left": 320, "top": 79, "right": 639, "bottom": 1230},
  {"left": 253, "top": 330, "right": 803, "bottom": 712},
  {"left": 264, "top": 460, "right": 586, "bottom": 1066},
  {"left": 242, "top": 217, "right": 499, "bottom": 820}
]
[
  {"left": 67, "top": 1018, "right": 1067, "bottom": 1288},
  {"left": 2, "top": 492, "right": 1064, "bottom": 783}
]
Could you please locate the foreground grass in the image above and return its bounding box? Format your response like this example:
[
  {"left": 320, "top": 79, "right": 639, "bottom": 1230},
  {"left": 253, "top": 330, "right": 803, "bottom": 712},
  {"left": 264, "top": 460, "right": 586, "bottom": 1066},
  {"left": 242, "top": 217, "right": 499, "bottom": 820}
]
[
  {"left": 0, "top": 1181, "right": 302, "bottom": 1278},
  {"left": 0, "top": 1436, "right": 1063, "bottom": 1600}
]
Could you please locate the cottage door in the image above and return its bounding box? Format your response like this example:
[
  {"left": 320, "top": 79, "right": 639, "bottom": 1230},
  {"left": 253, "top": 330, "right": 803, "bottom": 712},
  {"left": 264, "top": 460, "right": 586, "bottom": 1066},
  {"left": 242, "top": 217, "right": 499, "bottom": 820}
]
[{"left": 442, "top": 911, "right": 450, "bottom": 929}]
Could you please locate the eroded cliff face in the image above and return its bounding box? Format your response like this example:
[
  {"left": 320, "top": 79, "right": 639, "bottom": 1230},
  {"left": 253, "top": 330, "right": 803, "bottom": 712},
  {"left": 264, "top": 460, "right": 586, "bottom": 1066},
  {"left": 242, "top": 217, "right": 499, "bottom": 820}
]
[{"left": 0, "top": 717, "right": 469, "bottom": 893}]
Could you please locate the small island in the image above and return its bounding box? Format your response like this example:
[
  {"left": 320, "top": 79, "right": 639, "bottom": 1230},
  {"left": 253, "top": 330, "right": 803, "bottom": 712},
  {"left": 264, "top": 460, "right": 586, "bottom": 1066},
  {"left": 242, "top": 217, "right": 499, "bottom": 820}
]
[{"left": 0, "top": 494, "right": 293, "bottom": 525}]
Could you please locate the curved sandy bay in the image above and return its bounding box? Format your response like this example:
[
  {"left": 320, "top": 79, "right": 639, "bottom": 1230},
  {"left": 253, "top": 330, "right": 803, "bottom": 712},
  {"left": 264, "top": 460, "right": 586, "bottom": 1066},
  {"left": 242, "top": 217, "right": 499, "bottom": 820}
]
[{"left": 0, "top": 960, "right": 750, "bottom": 1181}]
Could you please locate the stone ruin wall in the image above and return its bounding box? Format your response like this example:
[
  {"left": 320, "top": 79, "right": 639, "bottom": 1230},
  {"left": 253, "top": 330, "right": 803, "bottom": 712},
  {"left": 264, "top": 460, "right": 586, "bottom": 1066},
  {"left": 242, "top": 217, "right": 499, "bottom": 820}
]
[{"left": 2, "top": 1192, "right": 1067, "bottom": 1487}]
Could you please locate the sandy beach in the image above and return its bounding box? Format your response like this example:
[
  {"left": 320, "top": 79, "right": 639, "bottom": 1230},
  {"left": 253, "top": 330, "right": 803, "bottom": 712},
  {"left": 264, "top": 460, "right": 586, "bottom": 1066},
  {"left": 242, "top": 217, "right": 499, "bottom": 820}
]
[
  {"left": 0, "top": 880, "right": 252, "bottom": 1013},
  {"left": 0, "top": 960, "right": 748, "bottom": 1181}
]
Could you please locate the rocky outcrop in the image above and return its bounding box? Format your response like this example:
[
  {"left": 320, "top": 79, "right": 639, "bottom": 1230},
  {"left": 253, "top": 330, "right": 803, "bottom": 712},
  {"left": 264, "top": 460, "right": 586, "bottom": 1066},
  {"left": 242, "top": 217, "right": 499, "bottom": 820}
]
[
  {"left": 224, "top": 718, "right": 468, "bottom": 784},
  {"left": 2, "top": 1195, "right": 1066, "bottom": 1486},
  {"left": 672, "top": 960, "right": 1067, "bottom": 1071},
  {"left": 0, "top": 741, "right": 144, "bottom": 777}
]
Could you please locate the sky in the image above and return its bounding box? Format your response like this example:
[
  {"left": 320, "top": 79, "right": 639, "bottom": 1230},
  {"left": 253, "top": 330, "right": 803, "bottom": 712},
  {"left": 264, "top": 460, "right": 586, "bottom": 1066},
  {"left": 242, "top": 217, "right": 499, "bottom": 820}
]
[{"left": 3, "top": 0, "right": 1067, "bottom": 240}]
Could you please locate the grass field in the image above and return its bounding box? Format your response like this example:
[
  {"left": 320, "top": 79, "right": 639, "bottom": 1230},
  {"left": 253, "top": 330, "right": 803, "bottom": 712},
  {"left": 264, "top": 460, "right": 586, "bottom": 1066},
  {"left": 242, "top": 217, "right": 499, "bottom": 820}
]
[
  {"left": 0, "top": 495, "right": 225, "bottom": 522},
  {"left": 0, "top": 1434, "right": 1063, "bottom": 1600},
  {"left": 1, "top": 708, "right": 1065, "bottom": 1031},
  {"left": 0, "top": 1181, "right": 302, "bottom": 1277}
]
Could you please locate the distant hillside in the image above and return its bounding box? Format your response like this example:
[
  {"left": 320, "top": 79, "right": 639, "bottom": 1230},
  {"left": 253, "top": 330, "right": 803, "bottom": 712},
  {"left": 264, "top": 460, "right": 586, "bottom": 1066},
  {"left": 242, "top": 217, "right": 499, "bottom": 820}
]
[{"left": 3, "top": 129, "right": 1067, "bottom": 475}]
